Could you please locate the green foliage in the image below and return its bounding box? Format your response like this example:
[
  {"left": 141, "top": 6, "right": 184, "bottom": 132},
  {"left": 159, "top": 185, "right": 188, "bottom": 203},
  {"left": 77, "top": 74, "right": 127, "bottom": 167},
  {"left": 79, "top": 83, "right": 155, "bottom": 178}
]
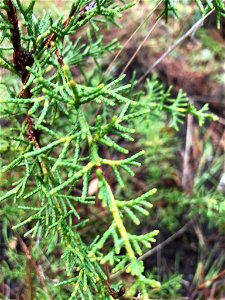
[
  {"left": 194, "top": 0, "right": 225, "bottom": 27},
  {"left": 163, "top": 0, "right": 225, "bottom": 26},
  {"left": 147, "top": 273, "right": 183, "bottom": 299},
  {"left": 0, "top": 0, "right": 223, "bottom": 299},
  {"left": 197, "top": 28, "right": 225, "bottom": 58},
  {"left": 143, "top": 77, "right": 217, "bottom": 130}
]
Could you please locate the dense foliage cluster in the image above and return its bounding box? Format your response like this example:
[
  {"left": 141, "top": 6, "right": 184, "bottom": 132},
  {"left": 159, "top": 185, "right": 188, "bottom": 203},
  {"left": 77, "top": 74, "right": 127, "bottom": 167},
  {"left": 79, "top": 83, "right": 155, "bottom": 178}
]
[{"left": 0, "top": 0, "right": 224, "bottom": 299}]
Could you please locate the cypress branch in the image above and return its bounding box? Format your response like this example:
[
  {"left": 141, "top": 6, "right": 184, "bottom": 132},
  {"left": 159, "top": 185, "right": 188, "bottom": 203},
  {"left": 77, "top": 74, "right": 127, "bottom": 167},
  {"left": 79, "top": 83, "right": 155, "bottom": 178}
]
[{"left": 0, "top": 0, "right": 221, "bottom": 298}]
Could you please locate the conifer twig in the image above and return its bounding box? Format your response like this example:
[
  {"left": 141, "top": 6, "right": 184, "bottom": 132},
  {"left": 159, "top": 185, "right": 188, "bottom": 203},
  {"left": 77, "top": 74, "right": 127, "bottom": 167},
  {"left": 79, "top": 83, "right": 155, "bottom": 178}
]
[
  {"left": 2, "top": 0, "right": 222, "bottom": 298},
  {"left": 41, "top": 1, "right": 96, "bottom": 49},
  {"left": 6, "top": 0, "right": 95, "bottom": 149}
]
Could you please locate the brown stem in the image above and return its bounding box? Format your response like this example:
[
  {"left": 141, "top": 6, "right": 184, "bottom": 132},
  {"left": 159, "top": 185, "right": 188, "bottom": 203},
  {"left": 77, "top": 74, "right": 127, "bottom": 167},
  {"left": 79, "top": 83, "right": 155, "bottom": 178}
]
[
  {"left": 55, "top": 49, "right": 64, "bottom": 67},
  {"left": 17, "top": 234, "right": 53, "bottom": 300},
  {"left": 198, "top": 269, "right": 225, "bottom": 290},
  {"left": 26, "top": 114, "right": 41, "bottom": 149},
  {"left": 6, "top": 0, "right": 33, "bottom": 77},
  {"left": 24, "top": 255, "right": 35, "bottom": 300},
  {"left": 6, "top": 0, "right": 21, "bottom": 53},
  {"left": 103, "top": 264, "right": 126, "bottom": 299},
  {"left": 6, "top": 0, "right": 40, "bottom": 148}
]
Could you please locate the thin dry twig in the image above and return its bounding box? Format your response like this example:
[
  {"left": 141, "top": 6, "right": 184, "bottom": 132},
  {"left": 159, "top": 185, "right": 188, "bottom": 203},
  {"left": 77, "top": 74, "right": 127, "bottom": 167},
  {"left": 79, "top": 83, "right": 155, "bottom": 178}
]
[
  {"left": 110, "top": 220, "right": 193, "bottom": 280},
  {"left": 136, "top": 8, "right": 215, "bottom": 84},
  {"left": 120, "top": 17, "right": 161, "bottom": 76},
  {"left": 105, "top": 0, "right": 163, "bottom": 76},
  {"left": 198, "top": 269, "right": 225, "bottom": 290},
  {"left": 138, "top": 219, "right": 193, "bottom": 261},
  {"left": 182, "top": 113, "right": 194, "bottom": 195}
]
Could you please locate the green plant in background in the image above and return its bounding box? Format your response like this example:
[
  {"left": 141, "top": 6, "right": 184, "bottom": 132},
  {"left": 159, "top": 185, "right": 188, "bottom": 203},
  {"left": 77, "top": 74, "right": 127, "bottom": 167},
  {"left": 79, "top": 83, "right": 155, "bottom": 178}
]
[{"left": 0, "top": 0, "right": 224, "bottom": 299}]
